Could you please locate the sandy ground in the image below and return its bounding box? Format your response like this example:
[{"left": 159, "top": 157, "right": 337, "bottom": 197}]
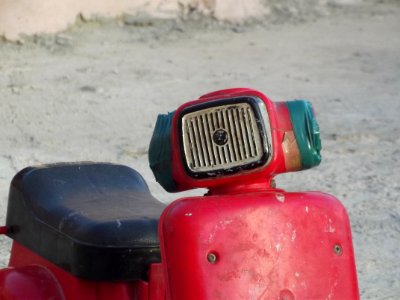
[{"left": 0, "top": 2, "right": 399, "bottom": 299}]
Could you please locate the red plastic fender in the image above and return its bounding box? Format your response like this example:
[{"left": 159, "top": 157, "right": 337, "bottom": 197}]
[
  {"left": 0, "top": 265, "right": 65, "bottom": 300},
  {"left": 7, "top": 242, "right": 154, "bottom": 300},
  {"left": 160, "top": 191, "right": 359, "bottom": 299}
]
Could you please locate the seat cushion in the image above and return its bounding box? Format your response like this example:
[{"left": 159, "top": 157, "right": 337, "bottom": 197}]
[{"left": 6, "top": 162, "right": 165, "bottom": 281}]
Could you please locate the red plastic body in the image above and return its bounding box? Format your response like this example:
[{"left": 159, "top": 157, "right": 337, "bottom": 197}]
[
  {"left": 0, "top": 88, "right": 359, "bottom": 299},
  {"left": 160, "top": 190, "right": 359, "bottom": 299},
  {"left": 0, "top": 265, "right": 65, "bottom": 299},
  {"left": 2, "top": 189, "right": 359, "bottom": 300},
  {"left": 2, "top": 241, "right": 166, "bottom": 300}
]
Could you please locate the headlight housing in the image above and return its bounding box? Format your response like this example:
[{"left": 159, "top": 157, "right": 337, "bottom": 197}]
[{"left": 179, "top": 97, "right": 272, "bottom": 178}]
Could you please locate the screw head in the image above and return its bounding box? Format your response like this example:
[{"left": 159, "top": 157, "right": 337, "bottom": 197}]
[
  {"left": 213, "top": 129, "right": 228, "bottom": 146},
  {"left": 334, "top": 244, "right": 343, "bottom": 255},
  {"left": 207, "top": 252, "right": 218, "bottom": 264}
]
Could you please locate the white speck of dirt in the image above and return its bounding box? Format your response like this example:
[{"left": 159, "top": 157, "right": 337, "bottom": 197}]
[
  {"left": 295, "top": 272, "right": 300, "bottom": 278},
  {"left": 208, "top": 231, "right": 216, "bottom": 243},
  {"left": 326, "top": 218, "right": 336, "bottom": 233},
  {"left": 208, "top": 219, "right": 233, "bottom": 243},
  {"left": 58, "top": 211, "right": 80, "bottom": 231},
  {"left": 185, "top": 212, "right": 192, "bottom": 217},
  {"left": 275, "top": 243, "right": 281, "bottom": 252},
  {"left": 291, "top": 230, "right": 297, "bottom": 241},
  {"left": 116, "top": 219, "right": 122, "bottom": 228},
  {"left": 305, "top": 206, "right": 309, "bottom": 213},
  {"left": 275, "top": 193, "right": 285, "bottom": 202},
  {"left": 219, "top": 219, "right": 232, "bottom": 229},
  {"left": 326, "top": 278, "right": 339, "bottom": 300}
]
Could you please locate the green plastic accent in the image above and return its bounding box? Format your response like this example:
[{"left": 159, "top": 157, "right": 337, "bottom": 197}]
[
  {"left": 148, "top": 111, "right": 177, "bottom": 192},
  {"left": 286, "top": 100, "right": 322, "bottom": 170}
]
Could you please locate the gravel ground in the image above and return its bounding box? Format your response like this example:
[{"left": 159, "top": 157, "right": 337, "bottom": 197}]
[{"left": 0, "top": 2, "right": 399, "bottom": 298}]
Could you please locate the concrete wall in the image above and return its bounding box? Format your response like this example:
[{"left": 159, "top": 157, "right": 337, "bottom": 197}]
[
  {"left": 0, "top": 0, "right": 179, "bottom": 40},
  {"left": 0, "top": 0, "right": 363, "bottom": 40}
]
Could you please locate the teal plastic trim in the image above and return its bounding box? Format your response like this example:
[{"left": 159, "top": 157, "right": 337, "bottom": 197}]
[
  {"left": 286, "top": 100, "right": 322, "bottom": 170},
  {"left": 148, "top": 111, "right": 177, "bottom": 192}
]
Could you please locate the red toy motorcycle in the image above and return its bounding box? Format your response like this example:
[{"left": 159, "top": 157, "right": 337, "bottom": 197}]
[{"left": 0, "top": 88, "right": 359, "bottom": 299}]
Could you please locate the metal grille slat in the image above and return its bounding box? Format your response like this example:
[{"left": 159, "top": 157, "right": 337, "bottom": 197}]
[
  {"left": 221, "top": 110, "right": 233, "bottom": 163},
  {"left": 182, "top": 101, "right": 266, "bottom": 173},
  {"left": 227, "top": 109, "right": 239, "bottom": 161},
  {"left": 216, "top": 110, "right": 226, "bottom": 163},
  {"left": 202, "top": 115, "right": 215, "bottom": 166},
  {"left": 218, "top": 110, "right": 229, "bottom": 164},
  {"left": 239, "top": 108, "right": 250, "bottom": 159},
  {"left": 185, "top": 122, "right": 195, "bottom": 168},
  {"left": 233, "top": 108, "right": 245, "bottom": 160},
  {"left": 196, "top": 116, "right": 210, "bottom": 166},
  {"left": 186, "top": 121, "right": 199, "bottom": 167},
  {"left": 207, "top": 113, "right": 220, "bottom": 165},
  {"left": 248, "top": 108, "right": 260, "bottom": 154},
  {"left": 191, "top": 119, "right": 204, "bottom": 167},
  {"left": 211, "top": 112, "right": 223, "bottom": 164},
  {"left": 245, "top": 107, "right": 257, "bottom": 157}
]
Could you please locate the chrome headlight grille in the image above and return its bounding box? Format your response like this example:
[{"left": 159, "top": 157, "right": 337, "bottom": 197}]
[{"left": 180, "top": 97, "right": 271, "bottom": 177}]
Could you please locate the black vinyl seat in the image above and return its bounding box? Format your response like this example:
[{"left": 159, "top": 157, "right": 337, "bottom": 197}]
[{"left": 6, "top": 162, "right": 166, "bottom": 281}]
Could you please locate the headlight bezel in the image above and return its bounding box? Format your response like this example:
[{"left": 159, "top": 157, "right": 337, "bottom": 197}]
[{"left": 177, "top": 96, "right": 273, "bottom": 179}]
